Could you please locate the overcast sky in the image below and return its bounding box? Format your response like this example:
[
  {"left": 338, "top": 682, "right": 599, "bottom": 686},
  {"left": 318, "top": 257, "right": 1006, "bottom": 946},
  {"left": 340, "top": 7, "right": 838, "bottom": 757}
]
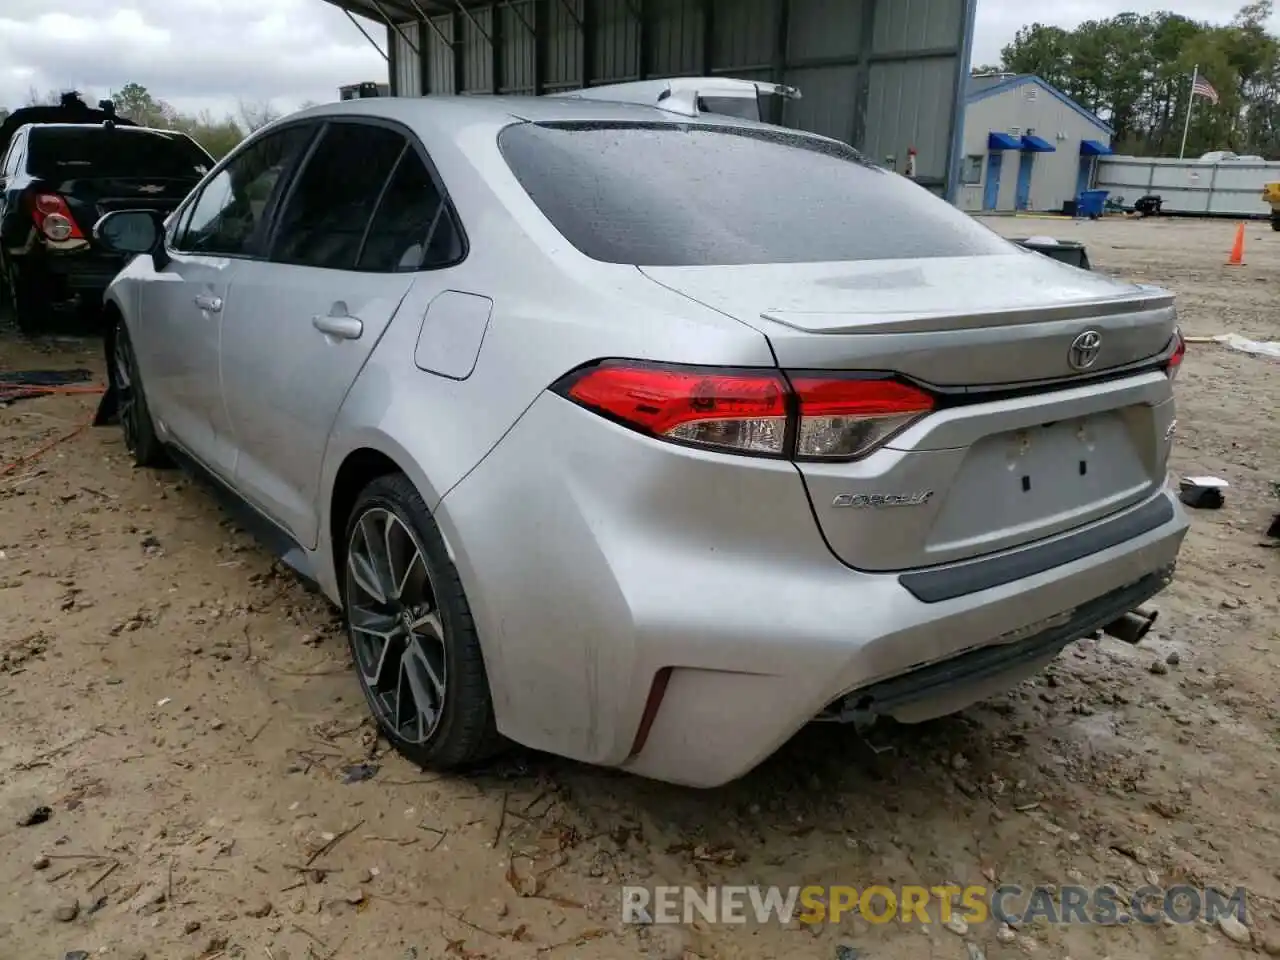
[{"left": 1, "top": 1, "right": 1276, "bottom": 120}]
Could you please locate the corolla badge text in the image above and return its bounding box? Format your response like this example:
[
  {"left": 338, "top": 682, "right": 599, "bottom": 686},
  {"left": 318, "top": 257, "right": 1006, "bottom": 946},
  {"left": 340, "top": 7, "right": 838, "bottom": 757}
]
[{"left": 832, "top": 491, "right": 934, "bottom": 509}]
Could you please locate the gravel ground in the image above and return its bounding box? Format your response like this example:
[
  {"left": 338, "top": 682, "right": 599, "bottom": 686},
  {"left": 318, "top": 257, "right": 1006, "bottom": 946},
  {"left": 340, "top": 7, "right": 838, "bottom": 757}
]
[{"left": 1, "top": 214, "right": 1278, "bottom": 960}]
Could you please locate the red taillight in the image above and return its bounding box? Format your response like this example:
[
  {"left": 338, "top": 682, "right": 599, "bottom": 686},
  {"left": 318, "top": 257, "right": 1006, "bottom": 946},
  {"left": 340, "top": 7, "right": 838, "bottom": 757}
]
[
  {"left": 1165, "top": 330, "right": 1186, "bottom": 380},
  {"left": 556, "top": 361, "right": 935, "bottom": 460},
  {"left": 28, "top": 192, "right": 84, "bottom": 241},
  {"left": 789, "top": 376, "right": 936, "bottom": 459},
  {"left": 563, "top": 362, "right": 789, "bottom": 456}
]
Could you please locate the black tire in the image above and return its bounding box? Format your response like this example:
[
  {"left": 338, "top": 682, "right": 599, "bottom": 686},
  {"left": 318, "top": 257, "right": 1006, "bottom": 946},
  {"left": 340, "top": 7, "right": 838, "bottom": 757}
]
[
  {"left": 8, "top": 262, "right": 50, "bottom": 335},
  {"left": 342, "top": 473, "right": 500, "bottom": 770},
  {"left": 110, "top": 314, "right": 167, "bottom": 467},
  {"left": 1271, "top": 217, "right": 1280, "bottom": 233}
]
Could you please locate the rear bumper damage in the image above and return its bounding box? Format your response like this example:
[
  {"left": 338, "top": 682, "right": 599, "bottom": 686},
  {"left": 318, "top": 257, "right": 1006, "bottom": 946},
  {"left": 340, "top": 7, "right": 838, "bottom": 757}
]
[
  {"left": 821, "top": 565, "right": 1172, "bottom": 728},
  {"left": 440, "top": 391, "right": 1190, "bottom": 788},
  {"left": 617, "top": 491, "right": 1186, "bottom": 787}
]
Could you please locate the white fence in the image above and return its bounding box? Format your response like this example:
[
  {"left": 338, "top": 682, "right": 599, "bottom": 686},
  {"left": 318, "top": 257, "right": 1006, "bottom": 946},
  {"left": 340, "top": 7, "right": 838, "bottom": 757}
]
[{"left": 1095, "top": 156, "right": 1280, "bottom": 218}]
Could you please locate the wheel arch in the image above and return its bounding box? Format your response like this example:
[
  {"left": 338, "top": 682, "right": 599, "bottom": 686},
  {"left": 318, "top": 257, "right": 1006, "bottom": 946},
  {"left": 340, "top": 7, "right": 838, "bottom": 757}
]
[
  {"left": 329, "top": 447, "right": 403, "bottom": 581},
  {"left": 323, "top": 434, "right": 448, "bottom": 597}
]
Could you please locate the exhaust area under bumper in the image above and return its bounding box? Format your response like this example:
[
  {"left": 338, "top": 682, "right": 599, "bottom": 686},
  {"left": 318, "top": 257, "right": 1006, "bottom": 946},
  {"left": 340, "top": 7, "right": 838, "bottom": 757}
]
[{"left": 822, "top": 565, "right": 1175, "bottom": 727}]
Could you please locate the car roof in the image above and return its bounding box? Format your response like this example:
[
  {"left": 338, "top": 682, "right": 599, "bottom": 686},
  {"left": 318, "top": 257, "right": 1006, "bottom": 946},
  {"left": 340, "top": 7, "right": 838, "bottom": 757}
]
[
  {"left": 23, "top": 123, "right": 195, "bottom": 137},
  {"left": 281, "top": 93, "right": 803, "bottom": 138}
]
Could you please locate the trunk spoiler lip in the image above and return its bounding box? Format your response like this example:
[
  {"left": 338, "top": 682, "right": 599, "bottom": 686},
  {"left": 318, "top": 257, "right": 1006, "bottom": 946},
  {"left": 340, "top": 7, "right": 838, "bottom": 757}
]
[
  {"left": 760, "top": 288, "right": 1176, "bottom": 335},
  {"left": 922, "top": 346, "right": 1178, "bottom": 403}
]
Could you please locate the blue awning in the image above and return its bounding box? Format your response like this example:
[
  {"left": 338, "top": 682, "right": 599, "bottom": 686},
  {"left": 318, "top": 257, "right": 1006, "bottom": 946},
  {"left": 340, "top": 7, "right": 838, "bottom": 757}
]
[
  {"left": 1021, "top": 134, "right": 1057, "bottom": 152},
  {"left": 1080, "top": 139, "right": 1113, "bottom": 156},
  {"left": 987, "top": 131, "right": 1022, "bottom": 150}
]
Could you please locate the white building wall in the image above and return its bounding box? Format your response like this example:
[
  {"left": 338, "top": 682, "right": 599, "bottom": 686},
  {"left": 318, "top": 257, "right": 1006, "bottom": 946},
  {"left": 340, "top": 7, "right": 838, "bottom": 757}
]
[
  {"left": 956, "top": 80, "right": 1110, "bottom": 213},
  {"left": 1096, "top": 156, "right": 1280, "bottom": 217}
]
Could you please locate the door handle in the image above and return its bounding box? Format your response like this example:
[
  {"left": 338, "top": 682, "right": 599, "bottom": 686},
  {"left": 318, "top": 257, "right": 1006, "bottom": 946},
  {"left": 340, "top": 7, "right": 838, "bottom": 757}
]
[
  {"left": 312, "top": 314, "right": 363, "bottom": 340},
  {"left": 194, "top": 293, "right": 223, "bottom": 312}
]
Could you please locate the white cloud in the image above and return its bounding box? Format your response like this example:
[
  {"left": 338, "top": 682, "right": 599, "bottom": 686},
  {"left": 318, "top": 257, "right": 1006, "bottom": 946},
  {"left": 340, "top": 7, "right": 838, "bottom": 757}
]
[
  {"left": 2, "top": 1, "right": 1277, "bottom": 120},
  {"left": 0, "top": 0, "right": 386, "bottom": 118}
]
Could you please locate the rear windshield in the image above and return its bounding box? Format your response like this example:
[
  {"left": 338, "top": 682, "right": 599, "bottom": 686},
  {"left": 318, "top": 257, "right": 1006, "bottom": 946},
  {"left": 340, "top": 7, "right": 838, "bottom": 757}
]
[
  {"left": 695, "top": 96, "right": 760, "bottom": 121},
  {"left": 27, "top": 128, "right": 213, "bottom": 180},
  {"left": 497, "top": 122, "right": 1012, "bottom": 265}
]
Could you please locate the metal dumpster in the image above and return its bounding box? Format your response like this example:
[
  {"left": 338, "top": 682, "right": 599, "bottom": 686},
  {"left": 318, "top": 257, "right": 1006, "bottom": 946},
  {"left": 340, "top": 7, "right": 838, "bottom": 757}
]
[{"left": 1012, "top": 237, "right": 1092, "bottom": 271}]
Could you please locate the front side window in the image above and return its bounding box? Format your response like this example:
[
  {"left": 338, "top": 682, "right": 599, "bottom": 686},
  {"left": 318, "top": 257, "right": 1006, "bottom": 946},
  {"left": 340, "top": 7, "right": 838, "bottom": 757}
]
[
  {"left": 175, "top": 125, "right": 314, "bottom": 256},
  {"left": 498, "top": 122, "right": 1012, "bottom": 265},
  {"left": 270, "top": 122, "right": 405, "bottom": 270}
]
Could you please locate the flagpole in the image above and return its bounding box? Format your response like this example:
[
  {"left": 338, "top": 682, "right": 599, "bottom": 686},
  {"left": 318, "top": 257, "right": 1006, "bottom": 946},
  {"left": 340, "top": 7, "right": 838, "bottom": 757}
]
[{"left": 1179, "top": 64, "right": 1198, "bottom": 160}]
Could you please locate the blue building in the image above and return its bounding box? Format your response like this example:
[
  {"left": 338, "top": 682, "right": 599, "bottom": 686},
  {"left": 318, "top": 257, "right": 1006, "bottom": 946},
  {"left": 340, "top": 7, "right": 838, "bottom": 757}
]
[{"left": 956, "top": 74, "right": 1113, "bottom": 213}]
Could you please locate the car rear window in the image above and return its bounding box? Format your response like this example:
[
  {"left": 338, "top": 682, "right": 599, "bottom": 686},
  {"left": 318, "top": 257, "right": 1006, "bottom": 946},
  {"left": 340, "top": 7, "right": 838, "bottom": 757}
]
[
  {"left": 497, "top": 122, "right": 1013, "bottom": 265},
  {"left": 26, "top": 128, "right": 212, "bottom": 180}
]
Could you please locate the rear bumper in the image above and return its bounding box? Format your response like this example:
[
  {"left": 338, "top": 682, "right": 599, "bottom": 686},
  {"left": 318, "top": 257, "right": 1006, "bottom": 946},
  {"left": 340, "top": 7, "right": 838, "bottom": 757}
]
[
  {"left": 14, "top": 243, "right": 125, "bottom": 295},
  {"left": 617, "top": 492, "right": 1185, "bottom": 786},
  {"left": 439, "top": 392, "right": 1190, "bottom": 788},
  {"left": 43, "top": 248, "right": 126, "bottom": 291}
]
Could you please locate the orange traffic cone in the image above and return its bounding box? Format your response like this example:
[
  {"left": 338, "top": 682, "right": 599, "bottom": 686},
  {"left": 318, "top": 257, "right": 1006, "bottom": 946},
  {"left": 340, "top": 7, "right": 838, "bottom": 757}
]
[{"left": 1226, "top": 223, "right": 1245, "bottom": 266}]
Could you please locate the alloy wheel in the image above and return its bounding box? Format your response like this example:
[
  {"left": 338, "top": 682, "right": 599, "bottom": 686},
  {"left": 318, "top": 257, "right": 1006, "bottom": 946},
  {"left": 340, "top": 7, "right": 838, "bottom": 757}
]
[
  {"left": 345, "top": 507, "right": 448, "bottom": 744},
  {"left": 113, "top": 329, "right": 140, "bottom": 454}
]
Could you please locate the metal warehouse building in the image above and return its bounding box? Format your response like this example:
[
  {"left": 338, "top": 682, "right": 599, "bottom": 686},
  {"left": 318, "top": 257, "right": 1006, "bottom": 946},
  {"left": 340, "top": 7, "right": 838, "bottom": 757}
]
[
  {"left": 955, "top": 74, "right": 1113, "bottom": 214},
  {"left": 322, "top": 0, "right": 978, "bottom": 198}
]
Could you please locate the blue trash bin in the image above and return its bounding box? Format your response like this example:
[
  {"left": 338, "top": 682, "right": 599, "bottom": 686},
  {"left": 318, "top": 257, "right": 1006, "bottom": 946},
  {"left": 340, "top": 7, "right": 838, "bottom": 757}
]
[{"left": 1077, "top": 189, "right": 1109, "bottom": 219}]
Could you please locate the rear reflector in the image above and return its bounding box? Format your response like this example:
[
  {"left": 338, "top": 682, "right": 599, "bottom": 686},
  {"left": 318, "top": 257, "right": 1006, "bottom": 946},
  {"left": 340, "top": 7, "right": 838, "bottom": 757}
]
[{"left": 555, "top": 360, "right": 936, "bottom": 460}]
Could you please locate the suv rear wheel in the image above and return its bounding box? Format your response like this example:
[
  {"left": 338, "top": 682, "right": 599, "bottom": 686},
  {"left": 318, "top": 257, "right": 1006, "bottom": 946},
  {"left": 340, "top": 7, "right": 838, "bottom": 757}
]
[{"left": 342, "top": 474, "right": 500, "bottom": 770}]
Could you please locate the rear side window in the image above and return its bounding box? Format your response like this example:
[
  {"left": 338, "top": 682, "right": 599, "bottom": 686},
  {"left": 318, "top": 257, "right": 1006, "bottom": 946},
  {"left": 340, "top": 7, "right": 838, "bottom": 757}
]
[
  {"left": 1, "top": 134, "right": 22, "bottom": 177},
  {"left": 270, "top": 122, "right": 405, "bottom": 270},
  {"left": 498, "top": 122, "right": 1013, "bottom": 265},
  {"left": 26, "top": 128, "right": 212, "bottom": 180},
  {"left": 356, "top": 148, "right": 463, "bottom": 271}
]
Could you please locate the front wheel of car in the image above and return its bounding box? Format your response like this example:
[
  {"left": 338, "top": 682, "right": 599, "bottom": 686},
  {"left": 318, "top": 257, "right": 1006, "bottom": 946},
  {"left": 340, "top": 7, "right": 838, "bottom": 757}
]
[
  {"left": 111, "top": 316, "right": 166, "bottom": 467},
  {"left": 343, "top": 473, "right": 500, "bottom": 771}
]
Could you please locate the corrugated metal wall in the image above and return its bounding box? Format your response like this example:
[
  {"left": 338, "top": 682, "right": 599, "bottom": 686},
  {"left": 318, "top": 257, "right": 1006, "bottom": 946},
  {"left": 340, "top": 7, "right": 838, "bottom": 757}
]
[
  {"left": 1096, "top": 157, "right": 1279, "bottom": 218},
  {"left": 384, "top": 0, "right": 973, "bottom": 194}
]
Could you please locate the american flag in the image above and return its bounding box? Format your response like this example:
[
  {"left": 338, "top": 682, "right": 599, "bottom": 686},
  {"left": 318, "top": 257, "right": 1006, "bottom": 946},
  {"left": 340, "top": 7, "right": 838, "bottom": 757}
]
[{"left": 1192, "top": 75, "right": 1219, "bottom": 104}]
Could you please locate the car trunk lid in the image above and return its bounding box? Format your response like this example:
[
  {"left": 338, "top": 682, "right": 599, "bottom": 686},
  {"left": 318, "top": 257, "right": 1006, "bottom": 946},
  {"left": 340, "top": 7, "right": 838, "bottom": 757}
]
[
  {"left": 640, "top": 252, "right": 1179, "bottom": 572},
  {"left": 51, "top": 177, "right": 198, "bottom": 230}
]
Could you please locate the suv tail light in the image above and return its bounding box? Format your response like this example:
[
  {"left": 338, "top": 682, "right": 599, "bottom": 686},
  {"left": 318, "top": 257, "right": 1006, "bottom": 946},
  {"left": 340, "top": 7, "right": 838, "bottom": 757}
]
[
  {"left": 1165, "top": 329, "right": 1186, "bottom": 380},
  {"left": 554, "top": 361, "right": 935, "bottom": 461},
  {"left": 28, "top": 192, "right": 84, "bottom": 242}
]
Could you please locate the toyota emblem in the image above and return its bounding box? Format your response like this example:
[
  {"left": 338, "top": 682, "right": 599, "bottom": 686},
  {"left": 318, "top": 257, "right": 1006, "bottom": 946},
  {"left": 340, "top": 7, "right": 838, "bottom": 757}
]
[{"left": 1068, "top": 330, "right": 1102, "bottom": 370}]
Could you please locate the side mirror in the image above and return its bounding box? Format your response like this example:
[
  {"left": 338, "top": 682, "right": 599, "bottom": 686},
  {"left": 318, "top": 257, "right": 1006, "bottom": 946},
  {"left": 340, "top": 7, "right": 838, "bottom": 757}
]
[
  {"left": 94, "top": 209, "right": 159, "bottom": 254},
  {"left": 93, "top": 209, "right": 169, "bottom": 268}
]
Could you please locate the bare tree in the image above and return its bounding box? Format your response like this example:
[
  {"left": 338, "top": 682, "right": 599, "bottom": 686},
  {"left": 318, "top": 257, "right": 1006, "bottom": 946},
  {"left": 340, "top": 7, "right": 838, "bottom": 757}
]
[
  {"left": 25, "top": 85, "right": 62, "bottom": 106},
  {"left": 236, "top": 98, "right": 281, "bottom": 132}
]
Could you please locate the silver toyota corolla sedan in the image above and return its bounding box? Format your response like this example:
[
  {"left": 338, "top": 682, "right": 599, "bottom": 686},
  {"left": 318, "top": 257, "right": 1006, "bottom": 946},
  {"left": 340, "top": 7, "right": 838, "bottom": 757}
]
[{"left": 93, "top": 94, "right": 1189, "bottom": 788}]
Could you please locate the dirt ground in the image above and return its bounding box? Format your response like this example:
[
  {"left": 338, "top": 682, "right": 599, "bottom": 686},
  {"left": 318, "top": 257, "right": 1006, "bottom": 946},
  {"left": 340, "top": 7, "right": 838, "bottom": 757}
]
[{"left": 1, "top": 216, "right": 1278, "bottom": 960}]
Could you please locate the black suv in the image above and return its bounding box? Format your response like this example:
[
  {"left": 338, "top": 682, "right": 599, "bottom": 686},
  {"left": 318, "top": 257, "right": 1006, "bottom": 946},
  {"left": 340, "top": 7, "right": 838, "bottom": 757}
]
[{"left": 0, "top": 105, "right": 213, "bottom": 331}]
